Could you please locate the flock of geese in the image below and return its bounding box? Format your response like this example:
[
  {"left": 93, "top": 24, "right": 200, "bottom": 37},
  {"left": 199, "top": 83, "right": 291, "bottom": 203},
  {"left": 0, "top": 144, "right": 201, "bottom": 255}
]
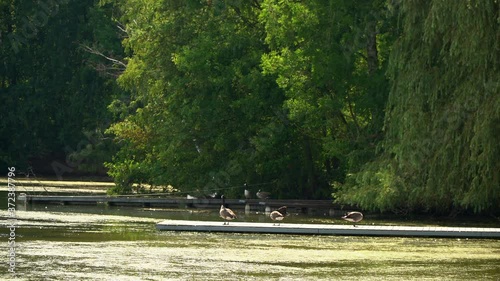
[{"left": 219, "top": 193, "right": 364, "bottom": 227}]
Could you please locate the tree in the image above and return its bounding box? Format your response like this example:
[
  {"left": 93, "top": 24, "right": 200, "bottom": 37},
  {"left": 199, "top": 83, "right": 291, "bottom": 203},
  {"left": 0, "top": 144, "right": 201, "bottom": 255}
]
[
  {"left": 106, "top": 0, "right": 394, "bottom": 198},
  {"left": 336, "top": 0, "right": 500, "bottom": 214},
  {"left": 106, "top": 1, "right": 285, "bottom": 195},
  {"left": 259, "top": 0, "right": 393, "bottom": 198},
  {"left": 0, "top": 0, "right": 121, "bottom": 176}
]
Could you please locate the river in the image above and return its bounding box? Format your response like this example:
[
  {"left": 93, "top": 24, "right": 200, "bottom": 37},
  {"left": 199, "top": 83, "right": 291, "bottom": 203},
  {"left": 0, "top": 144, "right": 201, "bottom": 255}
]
[{"left": 1, "top": 201, "right": 499, "bottom": 280}]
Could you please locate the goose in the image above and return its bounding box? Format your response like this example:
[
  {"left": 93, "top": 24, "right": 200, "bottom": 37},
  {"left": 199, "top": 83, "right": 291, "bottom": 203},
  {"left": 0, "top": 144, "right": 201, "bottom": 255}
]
[
  {"left": 204, "top": 192, "right": 218, "bottom": 199},
  {"left": 244, "top": 189, "right": 251, "bottom": 199},
  {"left": 341, "top": 211, "right": 363, "bottom": 227},
  {"left": 256, "top": 189, "right": 271, "bottom": 199},
  {"left": 244, "top": 183, "right": 251, "bottom": 199},
  {"left": 219, "top": 195, "right": 237, "bottom": 225},
  {"left": 270, "top": 206, "right": 288, "bottom": 226}
]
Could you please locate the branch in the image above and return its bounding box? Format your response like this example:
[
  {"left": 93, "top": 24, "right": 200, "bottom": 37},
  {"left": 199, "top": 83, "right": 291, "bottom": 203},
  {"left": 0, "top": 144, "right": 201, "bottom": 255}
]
[
  {"left": 80, "top": 44, "right": 127, "bottom": 68},
  {"left": 89, "top": 63, "right": 123, "bottom": 78},
  {"left": 80, "top": 44, "right": 127, "bottom": 77},
  {"left": 116, "top": 21, "right": 129, "bottom": 38}
]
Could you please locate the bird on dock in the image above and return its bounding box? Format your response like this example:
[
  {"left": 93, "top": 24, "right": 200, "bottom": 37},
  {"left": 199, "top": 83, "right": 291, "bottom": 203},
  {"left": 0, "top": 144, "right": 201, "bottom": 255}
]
[
  {"left": 204, "top": 192, "right": 218, "bottom": 199},
  {"left": 244, "top": 183, "right": 251, "bottom": 199},
  {"left": 270, "top": 206, "right": 288, "bottom": 226},
  {"left": 341, "top": 211, "right": 363, "bottom": 227},
  {"left": 219, "top": 195, "right": 237, "bottom": 225},
  {"left": 244, "top": 189, "right": 251, "bottom": 199},
  {"left": 256, "top": 189, "right": 271, "bottom": 199}
]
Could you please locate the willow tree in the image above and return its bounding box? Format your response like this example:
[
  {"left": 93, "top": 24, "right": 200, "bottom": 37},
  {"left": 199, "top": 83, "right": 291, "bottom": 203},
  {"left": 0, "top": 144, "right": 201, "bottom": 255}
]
[{"left": 337, "top": 1, "right": 499, "bottom": 214}]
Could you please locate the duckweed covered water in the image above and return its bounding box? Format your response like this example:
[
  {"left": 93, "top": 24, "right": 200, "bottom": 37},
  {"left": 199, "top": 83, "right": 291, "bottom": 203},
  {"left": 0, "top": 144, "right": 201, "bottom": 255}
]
[{"left": 1, "top": 205, "right": 500, "bottom": 280}]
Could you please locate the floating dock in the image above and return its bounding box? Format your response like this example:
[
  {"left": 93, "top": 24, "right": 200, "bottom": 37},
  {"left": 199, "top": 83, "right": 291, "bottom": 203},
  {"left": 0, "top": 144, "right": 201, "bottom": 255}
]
[
  {"left": 18, "top": 194, "right": 337, "bottom": 214},
  {"left": 156, "top": 220, "right": 500, "bottom": 239}
]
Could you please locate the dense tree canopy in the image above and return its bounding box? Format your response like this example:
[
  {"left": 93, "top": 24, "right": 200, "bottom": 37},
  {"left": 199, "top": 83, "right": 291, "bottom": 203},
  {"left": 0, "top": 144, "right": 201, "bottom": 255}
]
[
  {"left": 336, "top": 0, "right": 499, "bottom": 214},
  {"left": 104, "top": 0, "right": 393, "bottom": 198},
  {"left": 1, "top": 0, "right": 497, "bottom": 214},
  {"left": 259, "top": 0, "right": 393, "bottom": 197},
  {"left": 0, "top": 0, "right": 122, "bottom": 175}
]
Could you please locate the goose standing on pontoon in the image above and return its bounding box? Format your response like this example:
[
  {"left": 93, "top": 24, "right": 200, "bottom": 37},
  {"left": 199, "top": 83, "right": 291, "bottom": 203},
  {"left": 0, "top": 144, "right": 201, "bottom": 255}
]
[
  {"left": 341, "top": 211, "right": 363, "bottom": 227},
  {"left": 219, "top": 195, "right": 237, "bottom": 225},
  {"left": 244, "top": 183, "right": 251, "bottom": 199},
  {"left": 256, "top": 189, "right": 270, "bottom": 199},
  {"left": 270, "top": 206, "right": 288, "bottom": 226}
]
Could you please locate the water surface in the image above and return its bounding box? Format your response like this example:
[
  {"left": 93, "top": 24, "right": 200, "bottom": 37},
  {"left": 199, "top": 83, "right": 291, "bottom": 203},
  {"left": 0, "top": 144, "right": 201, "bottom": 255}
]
[{"left": 1, "top": 204, "right": 499, "bottom": 280}]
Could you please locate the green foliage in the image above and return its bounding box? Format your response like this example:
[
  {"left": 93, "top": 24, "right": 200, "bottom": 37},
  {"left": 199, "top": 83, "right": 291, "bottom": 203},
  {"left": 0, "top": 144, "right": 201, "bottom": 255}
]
[
  {"left": 337, "top": 0, "right": 500, "bottom": 214},
  {"left": 0, "top": 0, "right": 121, "bottom": 174},
  {"left": 5, "top": 0, "right": 495, "bottom": 214},
  {"left": 104, "top": 0, "right": 393, "bottom": 198},
  {"left": 105, "top": 1, "right": 280, "bottom": 196},
  {"left": 259, "top": 0, "right": 393, "bottom": 197}
]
